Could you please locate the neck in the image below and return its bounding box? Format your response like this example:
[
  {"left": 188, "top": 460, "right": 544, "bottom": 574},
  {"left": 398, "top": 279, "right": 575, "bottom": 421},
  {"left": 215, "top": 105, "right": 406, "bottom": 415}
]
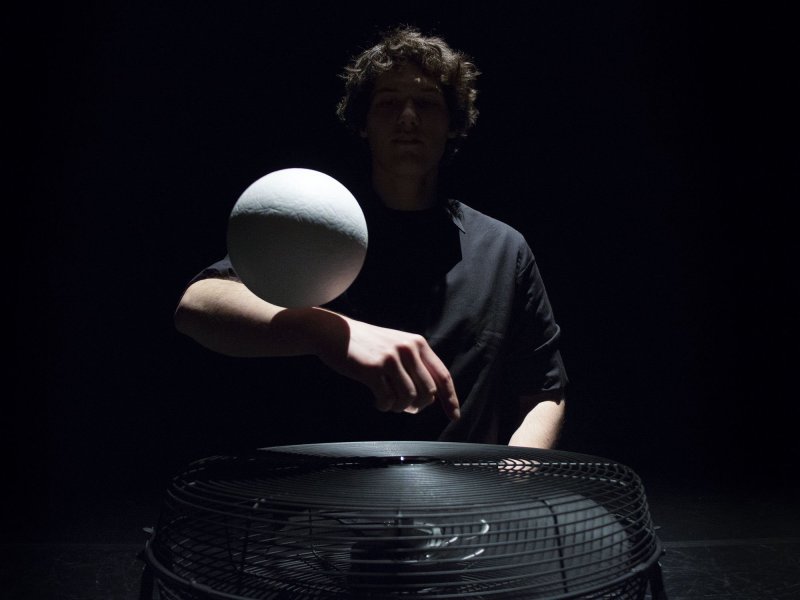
[{"left": 371, "top": 164, "right": 439, "bottom": 210}]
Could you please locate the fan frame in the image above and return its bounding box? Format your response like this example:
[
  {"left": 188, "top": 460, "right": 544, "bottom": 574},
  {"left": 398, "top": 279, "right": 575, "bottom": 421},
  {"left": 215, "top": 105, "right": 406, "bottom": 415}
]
[{"left": 140, "top": 441, "right": 667, "bottom": 600}]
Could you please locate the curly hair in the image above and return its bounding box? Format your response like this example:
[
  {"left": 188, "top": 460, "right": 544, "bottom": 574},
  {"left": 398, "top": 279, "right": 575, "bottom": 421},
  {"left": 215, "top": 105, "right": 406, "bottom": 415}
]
[{"left": 336, "top": 26, "right": 480, "bottom": 150}]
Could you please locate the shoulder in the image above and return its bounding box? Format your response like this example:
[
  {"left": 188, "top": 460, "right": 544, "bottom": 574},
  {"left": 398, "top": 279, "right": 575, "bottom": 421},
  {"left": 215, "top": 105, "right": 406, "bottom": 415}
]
[
  {"left": 450, "top": 200, "right": 538, "bottom": 281},
  {"left": 450, "top": 200, "right": 529, "bottom": 247}
]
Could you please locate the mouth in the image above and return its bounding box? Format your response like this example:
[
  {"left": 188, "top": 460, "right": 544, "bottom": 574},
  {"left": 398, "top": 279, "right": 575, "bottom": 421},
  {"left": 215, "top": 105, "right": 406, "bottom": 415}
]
[{"left": 393, "top": 137, "right": 423, "bottom": 145}]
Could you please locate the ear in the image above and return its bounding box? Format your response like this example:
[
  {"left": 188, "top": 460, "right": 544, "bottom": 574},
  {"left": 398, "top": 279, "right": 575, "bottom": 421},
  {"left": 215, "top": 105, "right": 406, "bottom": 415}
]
[{"left": 360, "top": 128, "right": 368, "bottom": 139}]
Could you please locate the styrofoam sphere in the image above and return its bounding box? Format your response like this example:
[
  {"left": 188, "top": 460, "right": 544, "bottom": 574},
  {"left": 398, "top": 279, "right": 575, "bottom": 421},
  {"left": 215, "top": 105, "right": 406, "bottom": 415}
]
[{"left": 227, "top": 168, "right": 368, "bottom": 308}]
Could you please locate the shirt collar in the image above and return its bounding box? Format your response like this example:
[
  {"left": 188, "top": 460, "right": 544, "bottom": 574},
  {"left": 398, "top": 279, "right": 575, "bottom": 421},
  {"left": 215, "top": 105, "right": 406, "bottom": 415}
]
[
  {"left": 445, "top": 199, "right": 466, "bottom": 233},
  {"left": 355, "top": 184, "right": 466, "bottom": 233}
]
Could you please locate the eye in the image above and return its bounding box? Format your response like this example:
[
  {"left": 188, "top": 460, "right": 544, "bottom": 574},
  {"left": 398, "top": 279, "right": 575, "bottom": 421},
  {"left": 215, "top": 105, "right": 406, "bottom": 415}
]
[
  {"left": 373, "top": 96, "right": 399, "bottom": 108},
  {"left": 417, "top": 96, "right": 445, "bottom": 110}
]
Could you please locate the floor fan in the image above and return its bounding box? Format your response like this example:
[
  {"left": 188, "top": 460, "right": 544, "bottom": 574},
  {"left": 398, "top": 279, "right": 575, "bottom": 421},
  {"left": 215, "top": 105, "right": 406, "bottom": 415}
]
[{"left": 140, "top": 441, "right": 667, "bottom": 599}]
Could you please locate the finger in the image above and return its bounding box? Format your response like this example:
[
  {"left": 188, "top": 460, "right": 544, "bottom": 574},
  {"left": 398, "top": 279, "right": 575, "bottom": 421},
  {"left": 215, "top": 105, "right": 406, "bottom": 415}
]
[
  {"left": 398, "top": 345, "right": 438, "bottom": 412},
  {"left": 381, "top": 355, "right": 418, "bottom": 413},
  {"left": 418, "top": 344, "right": 460, "bottom": 420},
  {"left": 370, "top": 375, "right": 396, "bottom": 412}
]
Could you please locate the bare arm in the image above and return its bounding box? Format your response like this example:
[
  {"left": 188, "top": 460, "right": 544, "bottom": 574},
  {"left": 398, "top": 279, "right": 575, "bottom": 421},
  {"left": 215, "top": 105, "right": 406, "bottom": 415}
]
[
  {"left": 174, "top": 278, "right": 460, "bottom": 419},
  {"left": 507, "top": 391, "right": 566, "bottom": 449}
]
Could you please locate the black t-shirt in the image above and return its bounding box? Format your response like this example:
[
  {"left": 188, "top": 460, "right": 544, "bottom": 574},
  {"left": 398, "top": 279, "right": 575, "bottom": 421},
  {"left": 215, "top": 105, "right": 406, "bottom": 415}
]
[{"left": 189, "top": 196, "right": 567, "bottom": 444}]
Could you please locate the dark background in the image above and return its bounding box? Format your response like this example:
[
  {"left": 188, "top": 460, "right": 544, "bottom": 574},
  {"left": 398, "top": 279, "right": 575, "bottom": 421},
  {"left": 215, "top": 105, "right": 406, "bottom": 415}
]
[{"left": 16, "top": 2, "right": 797, "bottom": 540}]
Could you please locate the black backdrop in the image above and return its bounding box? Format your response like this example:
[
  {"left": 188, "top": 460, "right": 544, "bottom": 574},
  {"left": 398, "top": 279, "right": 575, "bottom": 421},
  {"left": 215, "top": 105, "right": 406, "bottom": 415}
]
[{"left": 17, "top": 2, "right": 797, "bottom": 539}]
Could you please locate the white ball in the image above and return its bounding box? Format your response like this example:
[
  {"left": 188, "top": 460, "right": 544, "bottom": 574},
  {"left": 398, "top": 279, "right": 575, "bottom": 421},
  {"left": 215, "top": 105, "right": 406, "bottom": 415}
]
[{"left": 227, "top": 168, "right": 368, "bottom": 308}]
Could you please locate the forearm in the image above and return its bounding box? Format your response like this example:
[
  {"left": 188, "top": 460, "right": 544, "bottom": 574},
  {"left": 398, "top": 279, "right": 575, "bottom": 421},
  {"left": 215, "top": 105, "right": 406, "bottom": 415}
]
[
  {"left": 508, "top": 393, "right": 565, "bottom": 449},
  {"left": 174, "top": 277, "right": 460, "bottom": 419},
  {"left": 174, "top": 278, "right": 343, "bottom": 357}
]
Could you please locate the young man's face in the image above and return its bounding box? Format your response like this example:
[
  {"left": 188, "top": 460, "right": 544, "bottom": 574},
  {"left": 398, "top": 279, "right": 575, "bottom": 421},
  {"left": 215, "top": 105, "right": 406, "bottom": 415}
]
[{"left": 362, "top": 63, "right": 453, "bottom": 178}]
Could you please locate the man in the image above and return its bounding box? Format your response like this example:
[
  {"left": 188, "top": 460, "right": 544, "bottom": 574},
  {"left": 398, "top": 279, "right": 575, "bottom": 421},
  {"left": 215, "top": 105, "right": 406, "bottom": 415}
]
[{"left": 174, "top": 26, "right": 567, "bottom": 448}]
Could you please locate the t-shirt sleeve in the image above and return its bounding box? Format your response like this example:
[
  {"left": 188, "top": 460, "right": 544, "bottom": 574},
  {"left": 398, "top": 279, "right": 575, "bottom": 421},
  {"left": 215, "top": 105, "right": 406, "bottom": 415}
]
[
  {"left": 186, "top": 255, "right": 240, "bottom": 287},
  {"left": 504, "top": 243, "right": 569, "bottom": 396}
]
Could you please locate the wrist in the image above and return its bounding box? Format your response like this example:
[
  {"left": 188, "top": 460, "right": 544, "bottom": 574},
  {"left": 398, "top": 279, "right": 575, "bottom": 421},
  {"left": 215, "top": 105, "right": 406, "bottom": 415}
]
[{"left": 271, "top": 307, "right": 350, "bottom": 358}]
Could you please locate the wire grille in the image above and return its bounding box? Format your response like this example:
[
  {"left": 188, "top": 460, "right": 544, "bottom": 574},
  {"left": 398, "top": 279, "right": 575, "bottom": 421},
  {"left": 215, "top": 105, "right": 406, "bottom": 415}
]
[{"left": 142, "top": 441, "right": 663, "bottom": 599}]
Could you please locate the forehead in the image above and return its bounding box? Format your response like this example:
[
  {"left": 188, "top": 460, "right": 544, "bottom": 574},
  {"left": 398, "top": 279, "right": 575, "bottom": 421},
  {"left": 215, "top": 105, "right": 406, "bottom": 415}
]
[{"left": 371, "top": 64, "right": 443, "bottom": 95}]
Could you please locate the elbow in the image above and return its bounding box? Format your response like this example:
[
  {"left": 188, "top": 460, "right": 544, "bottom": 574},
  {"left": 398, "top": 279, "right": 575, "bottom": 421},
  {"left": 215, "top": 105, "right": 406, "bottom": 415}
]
[
  {"left": 173, "top": 300, "right": 192, "bottom": 336},
  {"left": 173, "top": 290, "right": 204, "bottom": 338}
]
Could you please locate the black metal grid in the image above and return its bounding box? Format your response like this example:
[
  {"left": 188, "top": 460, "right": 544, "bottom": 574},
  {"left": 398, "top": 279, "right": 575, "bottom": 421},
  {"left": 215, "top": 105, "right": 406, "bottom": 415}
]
[{"left": 142, "top": 441, "right": 665, "bottom": 599}]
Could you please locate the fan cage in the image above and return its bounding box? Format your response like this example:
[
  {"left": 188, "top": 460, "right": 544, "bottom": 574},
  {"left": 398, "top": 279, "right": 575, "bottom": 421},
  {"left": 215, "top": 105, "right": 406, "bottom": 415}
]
[{"left": 142, "top": 442, "right": 665, "bottom": 599}]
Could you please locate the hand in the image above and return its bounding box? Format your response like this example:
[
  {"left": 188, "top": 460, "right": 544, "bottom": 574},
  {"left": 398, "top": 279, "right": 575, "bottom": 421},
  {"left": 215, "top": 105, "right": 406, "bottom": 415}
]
[{"left": 315, "top": 315, "right": 460, "bottom": 420}]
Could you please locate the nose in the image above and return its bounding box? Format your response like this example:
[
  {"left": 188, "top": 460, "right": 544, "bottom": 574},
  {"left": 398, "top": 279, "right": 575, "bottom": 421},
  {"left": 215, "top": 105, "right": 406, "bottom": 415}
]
[{"left": 397, "top": 98, "right": 419, "bottom": 128}]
